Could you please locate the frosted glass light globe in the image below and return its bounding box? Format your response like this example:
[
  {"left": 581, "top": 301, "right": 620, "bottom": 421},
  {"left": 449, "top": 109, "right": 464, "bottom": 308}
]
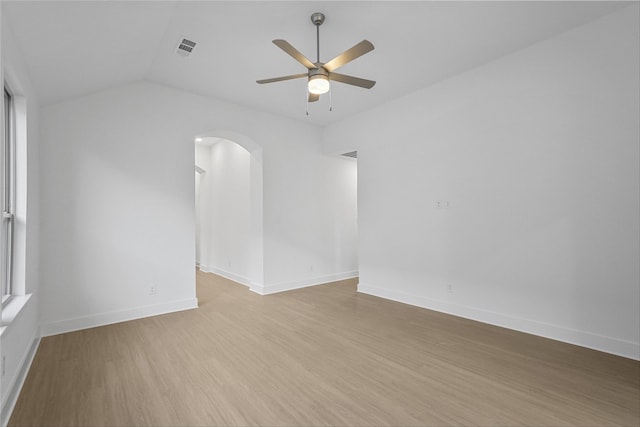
[{"left": 308, "top": 75, "right": 330, "bottom": 95}]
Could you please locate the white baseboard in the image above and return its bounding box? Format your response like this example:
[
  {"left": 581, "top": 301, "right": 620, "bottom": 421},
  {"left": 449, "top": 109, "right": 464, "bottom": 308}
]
[
  {"left": 198, "top": 265, "right": 254, "bottom": 288},
  {"left": 1, "top": 332, "right": 40, "bottom": 427},
  {"left": 40, "top": 298, "right": 199, "bottom": 337},
  {"left": 252, "top": 270, "right": 359, "bottom": 295},
  {"left": 357, "top": 282, "right": 639, "bottom": 361}
]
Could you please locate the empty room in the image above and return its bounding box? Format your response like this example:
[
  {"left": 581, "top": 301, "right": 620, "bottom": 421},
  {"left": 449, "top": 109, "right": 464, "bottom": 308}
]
[{"left": 1, "top": 1, "right": 638, "bottom": 426}]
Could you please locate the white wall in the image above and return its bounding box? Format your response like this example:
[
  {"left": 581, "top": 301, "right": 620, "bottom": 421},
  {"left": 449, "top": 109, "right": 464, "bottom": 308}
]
[
  {"left": 323, "top": 5, "right": 639, "bottom": 359},
  {"left": 1, "top": 11, "right": 42, "bottom": 423},
  {"left": 262, "top": 133, "right": 358, "bottom": 293},
  {"left": 39, "top": 83, "right": 201, "bottom": 334},
  {"left": 196, "top": 139, "right": 254, "bottom": 285},
  {"left": 39, "top": 79, "right": 358, "bottom": 333}
]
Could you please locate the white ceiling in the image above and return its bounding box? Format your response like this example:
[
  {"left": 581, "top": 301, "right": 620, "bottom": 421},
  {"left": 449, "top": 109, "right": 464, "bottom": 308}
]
[{"left": 3, "top": 1, "right": 628, "bottom": 126}]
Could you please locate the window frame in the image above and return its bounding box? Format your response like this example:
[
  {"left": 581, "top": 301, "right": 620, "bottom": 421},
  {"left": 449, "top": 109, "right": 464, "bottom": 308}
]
[{"left": 2, "top": 84, "right": 16, "bottom": 304}]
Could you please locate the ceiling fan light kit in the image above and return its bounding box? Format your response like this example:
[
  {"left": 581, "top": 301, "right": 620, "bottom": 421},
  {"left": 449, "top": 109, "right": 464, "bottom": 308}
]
[
  {"left": 257, "top": 12, "right": 375, "bottom": 114},
  {"left": 308, "top": 73, "right": 330, "bottom": 95}
]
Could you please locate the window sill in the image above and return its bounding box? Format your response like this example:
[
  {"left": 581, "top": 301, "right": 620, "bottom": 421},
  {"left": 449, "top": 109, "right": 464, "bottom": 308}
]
[{"left": 0, "top": 294, "right": 32, "bottom": 337}]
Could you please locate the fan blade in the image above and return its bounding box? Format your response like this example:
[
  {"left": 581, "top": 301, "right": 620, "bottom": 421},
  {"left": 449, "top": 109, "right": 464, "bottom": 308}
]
[
  {"left": 329, "top": 72, "right": 376, "bottom": 89},
  {"left": 273, "top": 39, "right": 316, "bottom": 70},
  {"left": 308, "top": 93, "right": 319, "bottom": 102},
  {"left": 256, "top": 73, "right": 308, "bottom": 84},
  {"left": 322, "top": 40, "right": 374, "bottom": 72}
]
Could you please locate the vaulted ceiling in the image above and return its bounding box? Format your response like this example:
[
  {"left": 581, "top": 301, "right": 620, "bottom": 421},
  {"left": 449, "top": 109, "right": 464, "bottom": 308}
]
[{"left": 3, "top": 1, "right": 627, "bottom": 126}]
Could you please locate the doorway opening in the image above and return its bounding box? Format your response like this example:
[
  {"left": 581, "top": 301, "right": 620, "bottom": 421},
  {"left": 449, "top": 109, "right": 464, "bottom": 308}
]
[
  {"left": 339, "top": 150, "right": 358, "bottom": 278},
  {"left": 194, "top": 134, "right": 263, "bottom": 289}
]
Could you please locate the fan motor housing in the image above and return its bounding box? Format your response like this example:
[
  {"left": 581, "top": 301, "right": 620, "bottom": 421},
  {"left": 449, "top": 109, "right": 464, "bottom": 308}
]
[{"left": 309, "top": 66, "right": 328, "bottom": 78}]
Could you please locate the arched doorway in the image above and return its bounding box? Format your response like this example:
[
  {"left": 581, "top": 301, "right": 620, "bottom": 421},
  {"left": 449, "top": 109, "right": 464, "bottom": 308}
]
[{"left": 194, "top": 132, "right": 263, "bottom": 290}]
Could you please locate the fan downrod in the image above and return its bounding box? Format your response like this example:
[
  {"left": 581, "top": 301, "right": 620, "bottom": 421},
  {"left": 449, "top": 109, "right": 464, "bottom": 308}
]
[{"left": 310, "top": 12, "right": 325, "bottom": 26}]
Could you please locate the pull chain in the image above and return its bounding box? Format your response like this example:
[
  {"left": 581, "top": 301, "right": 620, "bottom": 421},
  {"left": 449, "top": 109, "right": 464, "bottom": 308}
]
[{"left": 329, "top": 87, "right": 333, "bottom": 112}]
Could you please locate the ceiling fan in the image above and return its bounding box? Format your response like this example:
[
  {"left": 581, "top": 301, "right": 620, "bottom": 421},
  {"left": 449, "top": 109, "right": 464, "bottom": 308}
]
[{"left": 257, "top": 12, "right": 376, "bottom": 105}]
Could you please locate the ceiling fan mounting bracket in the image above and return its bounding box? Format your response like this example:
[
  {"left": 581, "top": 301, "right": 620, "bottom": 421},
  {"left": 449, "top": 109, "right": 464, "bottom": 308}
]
[{"left": 310, "top": 12, "right": 325, "bottom": 27}]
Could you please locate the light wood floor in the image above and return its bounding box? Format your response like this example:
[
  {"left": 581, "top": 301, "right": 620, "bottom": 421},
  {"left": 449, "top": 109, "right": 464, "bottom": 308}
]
[{"left": 9, "top": 270, "right": 640, "bottom": 426}]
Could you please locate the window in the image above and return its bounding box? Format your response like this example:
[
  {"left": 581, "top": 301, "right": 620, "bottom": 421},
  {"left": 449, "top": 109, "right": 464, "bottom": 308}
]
[{"left": 2, "top": 85, "right": 15, "bottom": 303}]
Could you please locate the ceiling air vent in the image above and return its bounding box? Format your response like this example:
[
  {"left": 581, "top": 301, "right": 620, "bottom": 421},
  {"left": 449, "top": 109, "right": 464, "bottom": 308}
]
[
  {"left": 176, "top": 37, "right": 197, "bottom": 56},
  {"left": 341, "top": 151, "right": 357, "bottom": 159}
]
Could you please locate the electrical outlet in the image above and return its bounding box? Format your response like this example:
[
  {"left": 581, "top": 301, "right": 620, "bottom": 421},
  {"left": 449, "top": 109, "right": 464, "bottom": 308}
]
[
  {"left": 447, "top": 284, "right": 453, "bottom": 294},
  {"left": 149, "top": 285, "right": 157, "bottom": 295},
  {"left": 2, "top": 355, "right": 6, "bottom": 377}
]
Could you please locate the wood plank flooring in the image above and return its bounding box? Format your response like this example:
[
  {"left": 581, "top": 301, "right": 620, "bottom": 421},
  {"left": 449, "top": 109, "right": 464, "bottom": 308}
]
[{"left": 9, "top": 270, "right": 640, "bottom": 426}]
